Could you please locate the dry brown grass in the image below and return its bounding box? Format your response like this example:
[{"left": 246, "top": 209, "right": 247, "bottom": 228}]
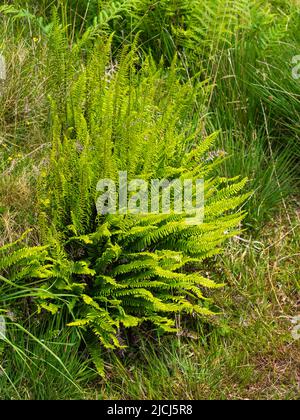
[{"left": 0, "top": 171, "right": 37, "bottom": 245}]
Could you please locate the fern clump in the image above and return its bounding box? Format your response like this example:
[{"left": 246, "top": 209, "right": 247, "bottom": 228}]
[{"left": 34, "top": 27, "right": 249, "bottom": 354}]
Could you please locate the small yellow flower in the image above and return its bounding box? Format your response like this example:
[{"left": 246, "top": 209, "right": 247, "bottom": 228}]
[
  {"left": 33, "top": 37, "right": 39, "bottom": 43},
  {"left": 39, "top": 198, "right": 50, "bottom": 208},
  {"left": 7, "top": 157, "right": 13, "bottom": 162}
]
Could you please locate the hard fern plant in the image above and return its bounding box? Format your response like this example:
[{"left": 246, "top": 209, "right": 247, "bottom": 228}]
[
  {"left": 36, "top": 29, "right": 249, "bottom": 360},
  {"left": 0, "top": 231, "right": 55, "bottom": 324}
]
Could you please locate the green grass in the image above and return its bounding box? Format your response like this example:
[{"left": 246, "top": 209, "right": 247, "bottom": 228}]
[{"left": 0, "top": 319, "right": 95, "bottom": 400}]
